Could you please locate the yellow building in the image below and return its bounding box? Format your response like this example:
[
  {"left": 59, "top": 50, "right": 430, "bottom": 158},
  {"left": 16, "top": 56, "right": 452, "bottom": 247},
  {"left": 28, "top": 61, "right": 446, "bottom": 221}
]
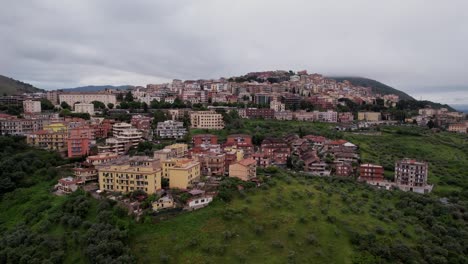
[
  {"left": 152, "top": 196, "right": 175, "bottom": 211},
  {"left": 190, "top": 111, "right": 224, "bottom": 130},
  {"left": 97, "top": 156, "right": 162, "bottom": 194},
  {"left": 358, "top": 112, "right": 381, "bottom": 122},
  {"left": 26, "top": 129, "right": 68, "bottom": 153},
  {"left": 167, "top": 159, "right": 201, "bottom": 189},
  {"left": 229, "top": 158, "right": 257, "bottom": 181},
  {"left": 164, "top": 143, "right": 188, "bottom": 158},
  {"left": 224, "top": 146, "right": 244, "bottom": 161},
  {"left": 44, "top": 123, "right": 68, "bottom": 132}
]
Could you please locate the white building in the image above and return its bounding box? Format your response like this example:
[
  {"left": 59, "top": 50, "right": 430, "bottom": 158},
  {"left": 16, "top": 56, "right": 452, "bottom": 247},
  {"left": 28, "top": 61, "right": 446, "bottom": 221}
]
[
  {"left": 156, "top": 120, "right": 187, "bottom": 139},
  {"left": 270, "top": 100, "right": 285, "bottom": 112},
  {"left": 98, "top": 123, "right": 143, "bottom": 154},
  {"left": 74, "top": 103, "right": 94, "bottom": 115},
  {"left": 23, "top": 100, "right": 41, "bottom": 113},
  {"left": 59, "top": 93, "right": 117, "bottom": 107},
  {"left": 187, "top": 194, "right": 214, "bottom": 210}
]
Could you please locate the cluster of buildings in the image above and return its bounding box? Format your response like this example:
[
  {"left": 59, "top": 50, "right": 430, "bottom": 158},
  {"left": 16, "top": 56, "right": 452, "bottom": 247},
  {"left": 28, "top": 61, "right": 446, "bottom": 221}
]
[
  {"left": 358, "top": 159, "right": 432, "bottom": 194},
  {"left": 407, "top": 107, "right": 466, "bottom": 129}
]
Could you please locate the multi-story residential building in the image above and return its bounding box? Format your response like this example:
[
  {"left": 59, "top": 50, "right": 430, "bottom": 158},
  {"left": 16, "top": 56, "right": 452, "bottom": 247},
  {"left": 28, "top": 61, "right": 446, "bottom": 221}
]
[
  {"left": 97, "top": 156, "right": 162, "bottom": 194},
  {"left": 229, "top": 158, "right": 257, "bottom": 181},
  {"left": 359, "top": 164, "right": 384, "bottom": 183},
  {"left": 244, "top": 108, "right": 275, "bottom": 119},
  {"left": 166, "top": 159, "right": 201, "bottom": 189},
  {"left": 448, "top": 122, "right": 467, "bottom": 133},
  {"left": 23, "top": 100, "right": 41, "bottom": 113},
  {"left": 46, "top": 90, "right": 59, "bottom": 105},
  {"left": 90, "top": 119, "right": 114, "bottom": 138},
  {"left": 154, "top": 148, "right": 178, "bottom": 161},
  {"left": 131, "top": 115, "right": 152, "bottom": 137},
  {"left": 192, "top": 134, "right": 218, "bottom": 147},
  {"left": 190, "top": 111, "right": 224, "bottom": 130},
  {"left": 74, "top": 103, "right": 94, "bottom": 115},
  {"left": 261, "top": 137, "right": 290, "bottom": 165},
  {"left": 59, "top": 92, "right": 117, "bottom": 107},
  {"left": 67, "top": 126, "right": 94, "bottom": 158},
  {"left": 270, "top": 100, "right": 286, "bottom": 112},
  {"left": 86, "top": 152, "right": 120, "bottom": 165},
  {"left": 164, "top": 143, "right": 188, "bottom": 158},
  {"left": 338, "top": 112, "right": 354, "bottom": 123},
  {"left": 73, "top": 166, "right": 98, "bottom": 183},
  {"left": 0, "top": 115, "right": 51, "bottom": 135},
  {"left": 27, "top": 129, "right": 68, "bottom": 154},
  {"left": 254, "top": 93, "right": 272, "bottom": 105},
  {"left": 358, "top": 112, "right": 382, "bottom": 122},
  {"left": 334, "top": 162, "right": 353, "bottom": 177},
  {"left": 275, "top": 111, "right": 294, "bottom": 120},
  {"left": 394, "top": 159, "right": 432, "bottom": 193},
  {"left": 156, "top": 120, "right": 187, "bottom": 139},
  {"left": 98, "top": 123, "right": 143, "bottom": 154},
  {"left": 224, "top": 134, "right": 254, "bottom": 156},
  {"left": 194, "top": 153, "right": 225, "bottom": 176}
]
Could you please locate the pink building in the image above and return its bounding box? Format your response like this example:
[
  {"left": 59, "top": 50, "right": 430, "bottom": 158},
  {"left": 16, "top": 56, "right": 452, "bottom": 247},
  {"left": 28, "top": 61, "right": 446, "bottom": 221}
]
[{"left": 67, "top": 126, "right": 94, "bottom": 158}]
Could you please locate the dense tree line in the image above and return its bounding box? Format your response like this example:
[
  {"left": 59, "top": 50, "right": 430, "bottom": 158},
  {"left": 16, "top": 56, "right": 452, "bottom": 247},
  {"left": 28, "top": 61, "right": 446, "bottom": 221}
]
[{"left": 0, "top": 136, "right": 64, "bottom": 196}]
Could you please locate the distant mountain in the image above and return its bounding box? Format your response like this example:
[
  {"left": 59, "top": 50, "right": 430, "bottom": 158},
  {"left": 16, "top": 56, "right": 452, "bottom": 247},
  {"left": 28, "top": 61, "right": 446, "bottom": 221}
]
[
  {"left": 328, "top": 76, "right": 415, "bottom": 101},
  {"left": 0, "top": 75, "right": 45, "bottom": 95},
  {"left": 61, "top": 85, "right": 132, "bottom": 92},
  {"left": 451, "top": 104, "right": 468, "bottom": 113}
]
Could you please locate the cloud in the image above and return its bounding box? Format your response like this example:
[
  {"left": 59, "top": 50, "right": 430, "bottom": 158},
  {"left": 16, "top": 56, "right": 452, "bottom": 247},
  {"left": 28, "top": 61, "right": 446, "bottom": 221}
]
[{"left": 0, "top": 0, "right": 467, "bottom": 104}]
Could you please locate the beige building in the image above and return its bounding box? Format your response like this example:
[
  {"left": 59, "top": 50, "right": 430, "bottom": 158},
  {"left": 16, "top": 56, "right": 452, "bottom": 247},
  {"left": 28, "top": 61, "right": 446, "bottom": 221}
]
[
  {"left": 190, "top": 111, "right": 224, "bottom": 130},
  {"left": 74, "top": 103, "right": 95, "bottom": 115},
  {"left": 23, "top": 100, "right": 41, "bottom": 113},
  {"left": 229, "top": 158, "right": 257, "bottom": 181},
  {"left": 270, "top": 100, "right": 285, "bottom": 112},
  {"left": 358, "top": 112, "right": 381, "bottom": 121},
  {"left": 97, "top": 156, "right": 162, "bottom": 194},
  {"left": 164, "top": 143, "right": 188, "bottom": 158},
  {"left": 448, "top": 123, "right": 467, "bottom": 133},
  {"left": 59, "top": 92, "right": 117, "bottom": 107},
  {"left": 162, "top": 159, "right": 201, "bottom": 189},
  {"left": 152, "top": 196, "right": 175, "bottom": 211}
]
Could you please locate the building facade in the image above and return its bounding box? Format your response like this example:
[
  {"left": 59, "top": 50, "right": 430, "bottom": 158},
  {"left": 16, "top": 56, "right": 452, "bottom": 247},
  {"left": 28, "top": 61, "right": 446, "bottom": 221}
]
[{"left": 190, "top": 111, "right": 224, "bottom": 130}]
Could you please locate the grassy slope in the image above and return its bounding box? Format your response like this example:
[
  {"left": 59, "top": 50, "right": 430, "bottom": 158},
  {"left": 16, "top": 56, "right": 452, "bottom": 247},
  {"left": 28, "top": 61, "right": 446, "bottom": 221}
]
[
  {"left": 0, "top": 75, "right": 44, "bottom": 95},
  {"left": 344, "top": 126, "right": 468, "bottom": 197},
  {"left": 131, "top": 175, "right": 408, "bottom": 263}
]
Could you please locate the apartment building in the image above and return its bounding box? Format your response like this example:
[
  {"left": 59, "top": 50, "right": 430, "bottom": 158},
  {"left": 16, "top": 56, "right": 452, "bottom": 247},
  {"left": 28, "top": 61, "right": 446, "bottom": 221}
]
[
  {"left": 27, "top": 129, "right": 68, "bottom": 154},
  {"left": 67, "top": 126, "right": 94, "bottom": 158},
  {"left": 23, "top": 100, "right": 41, "bottom": 113},
  {"left": 164, "top": 143, "right": 188, "bottom": 158},
  {"left": 261, "top": 137, "right": 290, "bottom": 165},
  {"left": 358, "top": 112, "right": 382, "bottom": 122},
  {"left": 74, "top": 103, "right": 94, "bottom": 115},
  {"left": 448, "top": 122, "right": 467, "bottom": 133},
  {"left": 192, "top": 134, "right": 218, "bottom": 147},
  {"left": 244, "top": 108, "right": 275, "bottom": 119},
  {"left": 98, "top": 123, "right": 143, "bottom": 154},
  {"left": 97, "top": 156, "right": 162, "bottom": 194},
  {"left": 0, "top": 115, "right": 51, "bottom": 135},
  {"left": 86, "top": 152, "right": 120, "bottom": 165},
  {"left": 156, "top": 120, "right": 187, "bottom": 139},
  {"left": 358, "top": 164, "right": 384, "bottom": 183},
  {"left": 270, "top": 100, "right": 285, "bottom": 112},
  {"left": 229, "top": 158, "right": 257, "bottom": 181},
  {"left": 224, "top": 134, "right": 254, "bottom": 156},
  {"left": 59, "top": 92, "right": 117, "bottom": 107},
  {"left": 166, "top": 159, "right": 201, "bottom": 189},
  {"left": 394, "top": 159, "right": 432, "bottom": 193},
  {"left": 194, "top": 153, "right": 225, "bottom": 176},
  {"left": 190, "top": 111, "right": 224, "bottom": 130}
]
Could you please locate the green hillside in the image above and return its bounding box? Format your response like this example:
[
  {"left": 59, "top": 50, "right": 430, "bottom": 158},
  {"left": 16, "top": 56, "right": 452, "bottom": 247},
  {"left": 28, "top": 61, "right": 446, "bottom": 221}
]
[{"left": 0, "top": 75, "right": 44, "bottom": 95}]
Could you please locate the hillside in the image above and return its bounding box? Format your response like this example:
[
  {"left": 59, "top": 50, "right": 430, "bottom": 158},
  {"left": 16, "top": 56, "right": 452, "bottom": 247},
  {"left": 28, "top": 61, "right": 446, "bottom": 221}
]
[
  {"left": 61, "top": 85, "right": 131, "bottom": 92},
  {"left": 328, "top": 76, "right": 414, "bottom": 101},
  {"left": 0, "top": 75, "right": 44, "bottom": 95}
]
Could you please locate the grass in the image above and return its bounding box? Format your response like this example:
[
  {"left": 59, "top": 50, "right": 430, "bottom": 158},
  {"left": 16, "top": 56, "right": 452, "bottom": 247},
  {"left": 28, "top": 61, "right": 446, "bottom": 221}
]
[
  {"left": 130, "top": 174, "right": 410, "bottom": 263},
  {"left": 343, "top": 126, "right": 468, "bottom": 198}
]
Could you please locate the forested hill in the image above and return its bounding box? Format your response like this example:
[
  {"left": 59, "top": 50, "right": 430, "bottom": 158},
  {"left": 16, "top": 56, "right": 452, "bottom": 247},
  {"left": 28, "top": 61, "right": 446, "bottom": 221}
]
[
  {"left": 328, "top": 76, "right": 414, "bottom": 101},
  {"left": 0, "top": 75, "right": 44, "bottom": 95}
]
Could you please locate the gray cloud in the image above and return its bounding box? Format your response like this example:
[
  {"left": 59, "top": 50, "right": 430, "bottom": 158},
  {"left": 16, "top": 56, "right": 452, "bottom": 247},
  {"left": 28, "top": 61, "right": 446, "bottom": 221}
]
[{"left": 0, "top": 0, "right": 467, "bottom": 104}]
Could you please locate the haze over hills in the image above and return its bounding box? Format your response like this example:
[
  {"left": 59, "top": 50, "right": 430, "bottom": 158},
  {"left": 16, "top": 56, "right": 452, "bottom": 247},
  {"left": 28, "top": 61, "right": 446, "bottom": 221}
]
[
  {"left": 0, "top": 75, "right": 44, "bottom": 95},
  {"left": 61, "top": 85, "right": 132, "bottom": 92}
]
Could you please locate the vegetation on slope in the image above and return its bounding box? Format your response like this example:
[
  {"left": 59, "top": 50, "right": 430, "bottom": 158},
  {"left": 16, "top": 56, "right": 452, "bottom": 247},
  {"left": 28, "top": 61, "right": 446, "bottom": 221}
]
[
  {"left": 131, "top": 172, "right": 468, "bottom": 264},
  {"left": 0, "top": 75, "right": 44, "bottom": 95}
]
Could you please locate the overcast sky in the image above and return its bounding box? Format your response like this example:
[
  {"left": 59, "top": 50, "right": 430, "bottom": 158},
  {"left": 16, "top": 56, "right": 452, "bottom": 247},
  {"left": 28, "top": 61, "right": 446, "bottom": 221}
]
[{"left": 0, "top": 0, "right": 467, "bottom": 105}]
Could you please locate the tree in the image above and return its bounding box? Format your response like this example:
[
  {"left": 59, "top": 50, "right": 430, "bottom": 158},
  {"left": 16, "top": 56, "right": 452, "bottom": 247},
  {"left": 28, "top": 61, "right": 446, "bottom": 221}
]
[
  {"left": 40, "top": 98, "right": 55, "bottom": 111},
  {"left": 142, "top": 102, "right": 148, "bottom": 113},
  {"left": 427, "top": 120, "right": 435, "bottom": 129},
  {"left": 91, "top": 101, "right": 106, "bottom": 109},
  {"left": 152, "top": 110, "right": 168, "bottom": 128},
  {"left": 107, "top": 103, "right": 114, "bottom": 109},
  {"left": 116, "top": 93, "right": 124, "bottom": 101},
  {"left": 124, "top": 91, "right": 134, "bottom": 102},
  {"left": 60, "top": 101, "right": 71, "bottom": 110}
]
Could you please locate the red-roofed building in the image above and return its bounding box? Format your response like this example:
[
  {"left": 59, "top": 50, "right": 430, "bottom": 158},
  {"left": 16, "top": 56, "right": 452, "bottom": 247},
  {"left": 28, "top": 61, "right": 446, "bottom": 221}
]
[
  {"left": 260, "top": 138, "right": 291, "bottom": 165},
  {"left": 225, "top": 134, "right": 254, "bottom": 155},
  {"left": 193, "top": 134, "right": 218, "bottom": 147},
  {"left": 359, "top": 164, "right": 384, "bottom": 183}
]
